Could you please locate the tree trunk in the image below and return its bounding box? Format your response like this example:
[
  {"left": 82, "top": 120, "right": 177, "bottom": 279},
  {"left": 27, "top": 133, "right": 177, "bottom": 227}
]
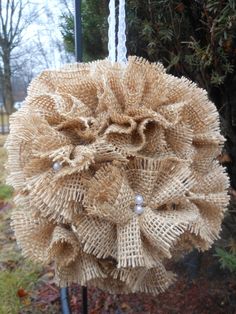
[{"left": 2, "top": 50, "right": 14, "bottom": 114}]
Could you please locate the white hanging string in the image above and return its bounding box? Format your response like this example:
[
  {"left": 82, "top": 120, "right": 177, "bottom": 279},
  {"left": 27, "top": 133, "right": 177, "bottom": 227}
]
[
  {"left": 108, "top": 0, "right": 116, "bottom": 62},
  {"left": 117, "top": 0, "right": 127, "bottom": 63},
  {"left": 107, "top": 0, "right": 127, "bottom": 63}
]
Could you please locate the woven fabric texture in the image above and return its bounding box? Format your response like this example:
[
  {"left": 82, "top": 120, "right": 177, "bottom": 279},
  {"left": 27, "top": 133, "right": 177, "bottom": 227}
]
[{"left": 6, "top": 56, "right": 229, "bottom": 295}]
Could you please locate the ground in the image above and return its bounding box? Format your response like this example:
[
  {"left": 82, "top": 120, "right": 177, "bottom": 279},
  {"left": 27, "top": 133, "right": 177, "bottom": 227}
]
[{"left": 0, "top": 135, "right": 236, "bottom": 314}]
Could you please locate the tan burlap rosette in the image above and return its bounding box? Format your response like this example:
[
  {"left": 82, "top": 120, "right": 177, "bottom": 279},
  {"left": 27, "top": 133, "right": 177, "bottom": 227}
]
[{"left": 6, "top": 57, "right": 229, "bottom": 295}]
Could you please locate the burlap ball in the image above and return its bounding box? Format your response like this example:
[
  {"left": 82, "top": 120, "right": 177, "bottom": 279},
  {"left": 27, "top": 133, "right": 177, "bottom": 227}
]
[{"left": 6, "top": 57, "right": 229, "bottom": 295}]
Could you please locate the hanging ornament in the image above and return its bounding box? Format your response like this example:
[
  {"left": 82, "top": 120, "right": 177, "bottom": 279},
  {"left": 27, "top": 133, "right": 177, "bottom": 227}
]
[{"left": 5, "top": 0, "right": 229, "bottom": 295}]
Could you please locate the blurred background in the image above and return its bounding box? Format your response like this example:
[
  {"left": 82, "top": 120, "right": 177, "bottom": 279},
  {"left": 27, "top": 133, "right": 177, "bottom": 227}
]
[{"left": 0, "top": 1, "right": 236, "bottom": 313}]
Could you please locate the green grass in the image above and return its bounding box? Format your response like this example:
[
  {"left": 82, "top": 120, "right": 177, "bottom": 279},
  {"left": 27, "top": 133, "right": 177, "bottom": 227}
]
[
  {"left": 0, "top": 135, "right": 7, "bottom": 185},
  {"left": 0, "top": 135, "right": 7, "bottom": 146},
  {"left": 0, "top": 184, "right": 13, "bottom": 201},
  {"left": 0, "top": 263, "right": 41, "bottom": 314},
  {"left": 0, "top": 113, "right": 9, "bottom": 126},
  {"left": 0, "top": 206, "right": 44, "bottom": 314}
]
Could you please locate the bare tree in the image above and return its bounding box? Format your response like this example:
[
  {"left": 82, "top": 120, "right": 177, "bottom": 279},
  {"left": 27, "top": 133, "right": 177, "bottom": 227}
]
[{"left": 0, "top": 0, "right": 37, "bottom": 113}]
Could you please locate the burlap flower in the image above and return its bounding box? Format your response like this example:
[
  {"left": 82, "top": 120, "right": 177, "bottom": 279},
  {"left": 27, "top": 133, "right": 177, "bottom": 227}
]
[{"left": 6, "top": 57, "right": 229, "bottom": 295}]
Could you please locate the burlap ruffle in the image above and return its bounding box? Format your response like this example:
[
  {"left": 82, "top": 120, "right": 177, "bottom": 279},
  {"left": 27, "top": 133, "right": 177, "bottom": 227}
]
[{"left": 6, "top": 57, "right": 229, "bottom": 295}]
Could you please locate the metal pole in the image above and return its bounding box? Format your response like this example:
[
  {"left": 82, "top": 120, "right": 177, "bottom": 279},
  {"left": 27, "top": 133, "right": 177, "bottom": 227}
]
[
  {"left": 60, "top": 287, "right": 71, "bottom": 314},
  {"left": 1, "top": 107, "right": 4, "bottom": 134},
  {"left": 74, "top": 0, "right": 82, "bottom": 62},
  {"left": 82, "top": 286, "right": 88, "bottom": 314},
  {"left": 75, "top": 0, "right": 88, "bottom": 314},
  {"left": 61, "top": 2, "right": 88, "bottom": 314},
  {"left": 74, "top": 1, "right": 88, "bottom": 313}
]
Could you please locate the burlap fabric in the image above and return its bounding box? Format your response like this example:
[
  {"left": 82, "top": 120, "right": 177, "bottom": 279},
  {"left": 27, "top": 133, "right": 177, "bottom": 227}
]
[{"left": 6, "top": 57, "right": 229, "bottom": 295}]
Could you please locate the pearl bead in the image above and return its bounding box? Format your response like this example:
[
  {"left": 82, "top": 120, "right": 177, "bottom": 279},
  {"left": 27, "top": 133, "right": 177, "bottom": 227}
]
[
  {"left": 135, "top": 194, "right": 144, "bottom": 205},
  {"left": 134, "top": 205, "right": 144, "bottom": 215},
  {"left": 52, "top": 161, "right": 62, "bottom": 172}
]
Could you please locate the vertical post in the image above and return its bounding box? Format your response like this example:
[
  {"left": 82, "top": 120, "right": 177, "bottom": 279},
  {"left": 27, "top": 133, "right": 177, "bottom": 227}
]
[
  {"left": 61, "top": 2, "right": 87, "bottom": 314},
  {"left": 74, "top": 0, "right": 82, "bottom": 62},
  {"left": 1, "top": 107, "right": 4, "bottom": 134},
  {"left": 75, "top": 1, "right": 88, "bottom": 314},
  {"left": 82, "top": 286, "right": 88, "bottom": 314},
  {"left": 60, "top": 287, "right": 71, "bottom": 314}
]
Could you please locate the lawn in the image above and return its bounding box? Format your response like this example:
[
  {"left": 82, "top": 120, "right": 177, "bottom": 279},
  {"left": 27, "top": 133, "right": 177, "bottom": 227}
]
[
  {"left": 0, "top": 113, "right": 9, "bottom": 125},
  {"left": 0, "top": 113, "right": 9, "bottom": 135},
  {"left": 0, "top": 135, "right": 7, "bottom": 185}
]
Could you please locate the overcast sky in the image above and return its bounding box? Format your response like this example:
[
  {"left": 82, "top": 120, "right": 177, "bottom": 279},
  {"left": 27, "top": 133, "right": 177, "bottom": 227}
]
[{"left": 20, "top": 0, "right": 74, "bottom": 70}]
